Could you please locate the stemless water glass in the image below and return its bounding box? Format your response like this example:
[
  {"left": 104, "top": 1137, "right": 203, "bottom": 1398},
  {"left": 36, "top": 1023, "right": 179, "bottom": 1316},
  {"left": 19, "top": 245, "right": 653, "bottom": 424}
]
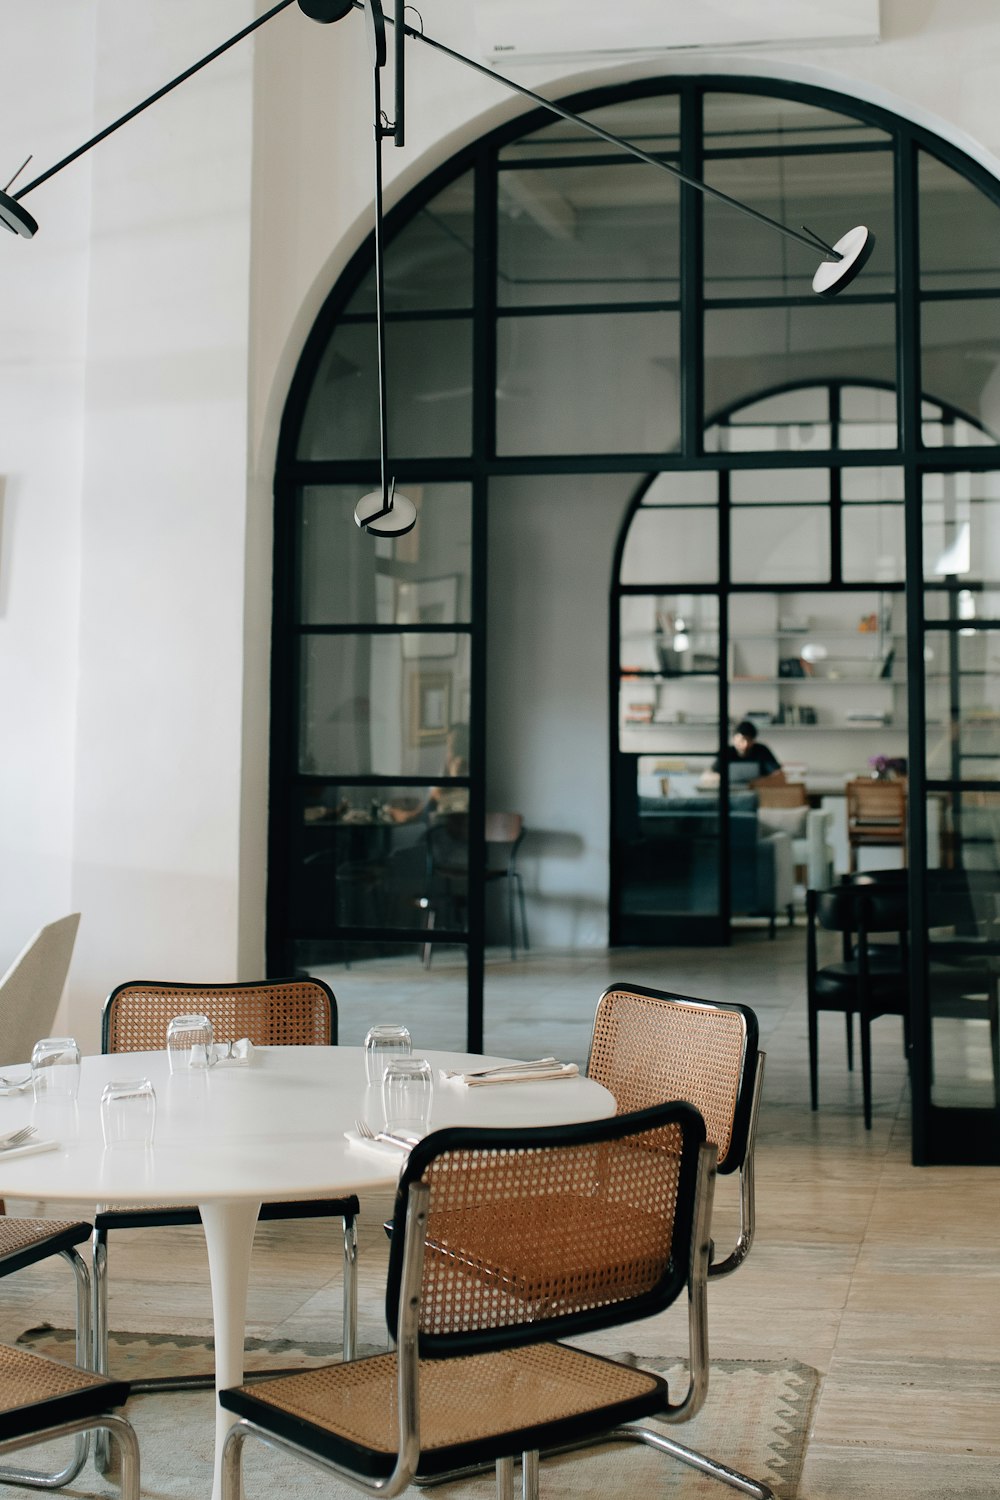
[
  {"left": 30, "top": 1037, "right": 82, "bottom": 1101},
  {"left": 166, "top": 1014, "right": 216, "bottom": 1071},
  {"left": 364, "top": 1023, "right": 412, "bottom": 1086},
  {"left": 381, "top": 1056, "right": 433, "bottom": 1137},
  {"left": 101, "top": 1079, "right": 156, "bottom": 1148}
]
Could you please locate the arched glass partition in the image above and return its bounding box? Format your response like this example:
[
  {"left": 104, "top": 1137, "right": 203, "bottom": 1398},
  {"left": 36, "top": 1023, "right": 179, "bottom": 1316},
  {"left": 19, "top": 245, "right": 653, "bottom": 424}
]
[{"left": 270, "top": 76, "right": 1000, "bottom": 1162}]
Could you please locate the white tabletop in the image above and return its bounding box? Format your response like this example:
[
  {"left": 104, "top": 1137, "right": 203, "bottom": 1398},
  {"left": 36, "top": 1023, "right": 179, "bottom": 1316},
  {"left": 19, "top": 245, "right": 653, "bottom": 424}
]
[{"left": 0, "top": 1047, "right": 616, "bottom": 1204}]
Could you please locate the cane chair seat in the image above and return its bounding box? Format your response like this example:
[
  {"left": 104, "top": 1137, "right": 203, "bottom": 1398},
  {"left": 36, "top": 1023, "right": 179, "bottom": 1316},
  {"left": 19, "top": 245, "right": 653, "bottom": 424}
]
[
  {"left": 0, "top": 1344, "right": 128, "bottom": 1440},
  {"left": 225, "top": 1343, "right": 665, "bottom": 1481},
  {"left": 0, "top": 1343, "right": 139, "bottom": 1498},
  {"left": 93, "top": 977, "right": 360, "bottom": 1407},
  {"left": 0, "top": 1217, "right": 91, "bottom": 1272}
]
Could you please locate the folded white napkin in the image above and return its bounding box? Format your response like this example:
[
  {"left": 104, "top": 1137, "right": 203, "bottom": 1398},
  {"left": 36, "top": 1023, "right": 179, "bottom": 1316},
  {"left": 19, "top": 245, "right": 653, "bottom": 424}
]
[
  {"left": 0, "top": 1138, "right": 58, "bottom": 1161},
  {"left": 0, "top": 1071, "right": 32, "bottom": 1096},
  {"left": 440, "top": 1062, "right": 579, "bottom": 1087}
]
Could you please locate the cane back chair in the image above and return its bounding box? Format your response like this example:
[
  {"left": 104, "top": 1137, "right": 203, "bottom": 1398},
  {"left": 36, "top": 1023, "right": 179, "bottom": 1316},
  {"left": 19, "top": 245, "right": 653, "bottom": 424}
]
[
  {"left": 220, "top": 1103, "right": 764, "bottom": 1500},
  {"left": 584, "top": 984, "right": 768, "bottom": 1499},
  {"left": 93, "top": 978, "right": 360, "bottom": 1395},
  {"left": 0, "top": 1344, "right": 138, "bottom": 1498},
  {"left": 0, "top": 1219, "right": 94, "bottom": 1487},
  {"left": 588, "top": 984, "right": 764, "bottom": 1278}
]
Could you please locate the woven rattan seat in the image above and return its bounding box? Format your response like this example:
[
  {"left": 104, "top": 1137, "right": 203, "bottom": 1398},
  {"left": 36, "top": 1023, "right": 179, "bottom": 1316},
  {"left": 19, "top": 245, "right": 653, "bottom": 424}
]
[
  {"left": 0, "top": 1343, "right": 138, "bottom": 1496},
  {"left": 0, "top": 1216, "right": 94, "bottom": 1487},
  {"left": 93, "top": 977, "right": 360, "bottom": 1413},
  {"left": 219, "top": 1103, "right": 772, "bottom": 1500}
]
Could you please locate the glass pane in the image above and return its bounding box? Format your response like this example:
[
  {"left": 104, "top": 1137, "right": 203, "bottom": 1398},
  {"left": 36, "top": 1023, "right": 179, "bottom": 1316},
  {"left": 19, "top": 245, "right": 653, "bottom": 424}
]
[
  {"left": 703, "top": 91, "right": 888, "bottom": 152},
  {"left": 705, "top": 386, "right": 832, "bottom": 452},
  {"left": 704, "top": 150, "right": 895, "bottom": 299},
  {"left": 731, "top": 507, "right": 829, "bottom": 583},
  {"left": 496, "top": 311, "right": 679, "bottom": 455},
  {"left": 920, "top": 150, "right": 1000, "bottom": 294},
  {"left": 620, "top": 506, "right": 718, "bottom": 585},
  {"left": 349, "top": 173, "right": 474, "bottom": 313},
  {"left": 730, "top": 469, "right": 829, "bottom": 504},
  {"left": 922, "top": 471, "right": 1000, "bottom": 583},
  {"left": 287, "top": 939, "right": 468, "bottom": 1049},
  {"left": 925, "top": 627, "right": 1000, "bottom": 780},
  {"left": 842, "top": 464, "right": 905, "bottom": 501},
  {"left": 297, "top": 317, "right": 472, "bottom": 459},
  {"left": 619, "top": 594, "right": 719, "bottom": 753},
  {"left": 838, "top": 386, "right": 898, "bottom": 448},
  {"left": 704, "top": 304, "right": 896, "bottom": 433},
  {"left": 927, "top": 870, "right": 1000, "bottom": 1110},
  {"left": 291, "top": 783, "right": 449, "bottom": 934},
  {"left": 300, "top": 484, "right": 473, "bottom": 625},
  {"left": 300, "top": 635, "right": 472, "bottom": 777},
  {"left": 499, "top": 94, "right": 681, "bottom": 165},
  {"left": 497, "top": 163, "right": 679, "bottom": 307},
  {"left": 620, "top": 766, "right": 721, "bottom": 919},
  {"left": 842, "top": 506, "right": 905, "bottom": 583},
  {"left": 921, "top": 299, "right": 1000, "bottom": 446}
]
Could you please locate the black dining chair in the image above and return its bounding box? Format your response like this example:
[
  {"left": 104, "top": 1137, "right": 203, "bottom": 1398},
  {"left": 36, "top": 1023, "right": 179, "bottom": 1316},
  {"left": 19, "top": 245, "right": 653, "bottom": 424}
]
[{"left": 806, "top": 882, "right": 910, "bottom": 1129}]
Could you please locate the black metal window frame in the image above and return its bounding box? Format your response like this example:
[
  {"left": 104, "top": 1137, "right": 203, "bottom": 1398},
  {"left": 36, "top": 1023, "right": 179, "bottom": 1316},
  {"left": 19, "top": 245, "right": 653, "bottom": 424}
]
[{"left": 269, "top": 73, "right": 1000, "bottom": 1154}]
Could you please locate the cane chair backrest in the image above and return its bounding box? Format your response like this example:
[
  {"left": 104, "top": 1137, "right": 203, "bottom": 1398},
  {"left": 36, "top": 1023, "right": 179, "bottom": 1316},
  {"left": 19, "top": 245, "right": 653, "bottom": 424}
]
[
  {"left": 385, "top": 1102, "right": 709, "bottom": 1356},
  {"left": 588, "top": 985, "right": 758, "bottom": 1176},
  {"left": 102, "top": 977, "right": 334, "bottom": 1053}
]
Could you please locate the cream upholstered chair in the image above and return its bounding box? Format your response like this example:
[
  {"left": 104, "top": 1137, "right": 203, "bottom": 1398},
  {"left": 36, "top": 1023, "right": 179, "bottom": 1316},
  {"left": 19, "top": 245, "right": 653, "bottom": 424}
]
[
  {"left": 0, "top": 913, "right": 80, "bottom": 1068},
  {"left": 219, "top": 1103, "right": 763, "bottom": 1500},
  {"left": 0, "top": 1344, "right": 138, "bottom": 1497},
  {"left": 92, "top": 978, "right": 360, "bottom": 1400}
]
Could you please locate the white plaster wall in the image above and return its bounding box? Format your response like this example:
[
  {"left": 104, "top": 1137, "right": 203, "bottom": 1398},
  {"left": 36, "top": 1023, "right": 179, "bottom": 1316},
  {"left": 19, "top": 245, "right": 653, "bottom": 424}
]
[
  {"left": 66, "top": 0, "right": 256, "bottom": 1048},
  {"left": 0, "top": 2, "right": 96, "bottom": 978}
]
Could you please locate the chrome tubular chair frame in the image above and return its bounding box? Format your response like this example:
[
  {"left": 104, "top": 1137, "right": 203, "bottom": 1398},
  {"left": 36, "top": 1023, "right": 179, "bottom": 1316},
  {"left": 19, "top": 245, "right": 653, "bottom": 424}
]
[{"left": 0, "top": 1231, "right": 93, "bottom": 1488}]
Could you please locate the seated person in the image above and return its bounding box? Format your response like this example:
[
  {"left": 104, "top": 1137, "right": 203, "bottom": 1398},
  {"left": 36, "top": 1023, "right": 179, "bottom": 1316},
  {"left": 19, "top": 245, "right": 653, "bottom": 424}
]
[
  {"left": 713, "top": 720, "right": 781, "bottom": 781},
  {"left": 387, "top": 724, "right": 469, "bottom": 825}
]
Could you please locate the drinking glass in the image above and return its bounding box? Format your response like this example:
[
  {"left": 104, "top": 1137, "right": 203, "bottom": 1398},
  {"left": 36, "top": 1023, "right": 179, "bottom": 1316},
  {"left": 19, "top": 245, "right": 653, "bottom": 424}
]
[
  {"left": 101, "top": 1079, "right": 156, "bottom": 1148},
  {"left": 364, "top": 1023, "right": 412, "bottom": 1086},
  {"left": 30, "top": 1037, "right": 81, "bottom": 1101},
  {"left": 381, "top": 1056, "right": 433, "bottom": 1136},
  {"left": 166, "top": 1014, "right": 216, "bottom": 1071}
]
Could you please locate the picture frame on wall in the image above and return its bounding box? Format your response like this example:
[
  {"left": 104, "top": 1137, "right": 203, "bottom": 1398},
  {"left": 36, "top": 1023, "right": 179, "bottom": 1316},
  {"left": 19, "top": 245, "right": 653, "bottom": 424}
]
[
  {"left": 410, "top": 671, "right": 451, "bottom": 744},
  {"left": 397, "top": 575, "right": 458, "bottom": 659}
]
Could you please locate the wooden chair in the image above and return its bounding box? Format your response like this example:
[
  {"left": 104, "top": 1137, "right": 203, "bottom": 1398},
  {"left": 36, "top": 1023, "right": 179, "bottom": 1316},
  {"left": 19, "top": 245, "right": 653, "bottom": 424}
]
[
  {"left": 846, "top": 778, "right": 906, "bottom": 872},
  {"left": 754, "top": 782, "right": 808, "bottom": 810},
  {"left": 484, "top": 812, "right": 529, "bottom": 959},
  {"left": 219, "top": 1104, "right": 774, "bottom": 1500},
  {"left": 93, "top": 978, "right": 360, "bottom": 1405}
]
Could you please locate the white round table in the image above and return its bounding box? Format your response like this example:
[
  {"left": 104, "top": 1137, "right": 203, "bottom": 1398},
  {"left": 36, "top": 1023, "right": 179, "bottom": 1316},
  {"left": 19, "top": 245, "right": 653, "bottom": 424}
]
[{"left": 0, "top": 1046, "right": 615, "bottom": 1499}]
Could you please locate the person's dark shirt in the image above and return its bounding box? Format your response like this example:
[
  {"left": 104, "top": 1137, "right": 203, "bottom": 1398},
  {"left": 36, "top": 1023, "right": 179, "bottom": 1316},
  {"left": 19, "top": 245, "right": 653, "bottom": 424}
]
[{"left": 712, "top": 742, "right": 781, "bottom": 778}]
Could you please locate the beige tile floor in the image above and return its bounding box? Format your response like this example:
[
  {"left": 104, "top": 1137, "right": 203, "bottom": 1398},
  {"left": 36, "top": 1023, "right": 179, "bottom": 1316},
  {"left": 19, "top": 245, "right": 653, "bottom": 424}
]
[{"left": 3, "top": 925, "right": 1000, "bottom": 1498}]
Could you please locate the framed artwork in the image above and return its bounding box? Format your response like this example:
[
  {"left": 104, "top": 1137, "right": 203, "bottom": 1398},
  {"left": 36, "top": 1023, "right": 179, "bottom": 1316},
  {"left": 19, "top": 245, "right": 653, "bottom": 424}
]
[
  {"left": 397, "top": 574, "right": 459, "bottom": 659},
  {"left": 410, "top": 671, "right": 451, "bottom": 744}
]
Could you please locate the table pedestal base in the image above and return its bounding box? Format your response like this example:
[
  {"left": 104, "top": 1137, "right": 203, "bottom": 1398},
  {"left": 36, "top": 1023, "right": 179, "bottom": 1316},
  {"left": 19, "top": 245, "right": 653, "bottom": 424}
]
[{"left": 201, "top": 1199, "right": 261, "bottom": 1500}]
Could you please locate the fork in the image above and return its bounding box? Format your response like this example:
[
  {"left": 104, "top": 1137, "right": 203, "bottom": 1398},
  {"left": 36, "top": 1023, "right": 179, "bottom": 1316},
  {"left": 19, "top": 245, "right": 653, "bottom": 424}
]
[
  {"left": 354, "top": 1118, "right": 417, "bottom": 1150},
  {"left": 0, "top": 1125, "right": 37, "bottom": 1151}
]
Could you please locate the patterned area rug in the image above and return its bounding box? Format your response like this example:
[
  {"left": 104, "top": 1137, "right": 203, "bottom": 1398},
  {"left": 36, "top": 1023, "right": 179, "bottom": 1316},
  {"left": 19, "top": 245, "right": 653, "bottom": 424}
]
[{"left": 17, "top": 1328, "right": 817, "bottom": 1499}]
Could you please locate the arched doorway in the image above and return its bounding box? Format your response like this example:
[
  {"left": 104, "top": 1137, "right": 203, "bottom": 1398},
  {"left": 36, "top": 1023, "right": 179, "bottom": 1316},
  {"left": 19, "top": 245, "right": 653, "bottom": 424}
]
[{"left": 268, "top": 78, "right": 1000, "bottom": 1158}]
